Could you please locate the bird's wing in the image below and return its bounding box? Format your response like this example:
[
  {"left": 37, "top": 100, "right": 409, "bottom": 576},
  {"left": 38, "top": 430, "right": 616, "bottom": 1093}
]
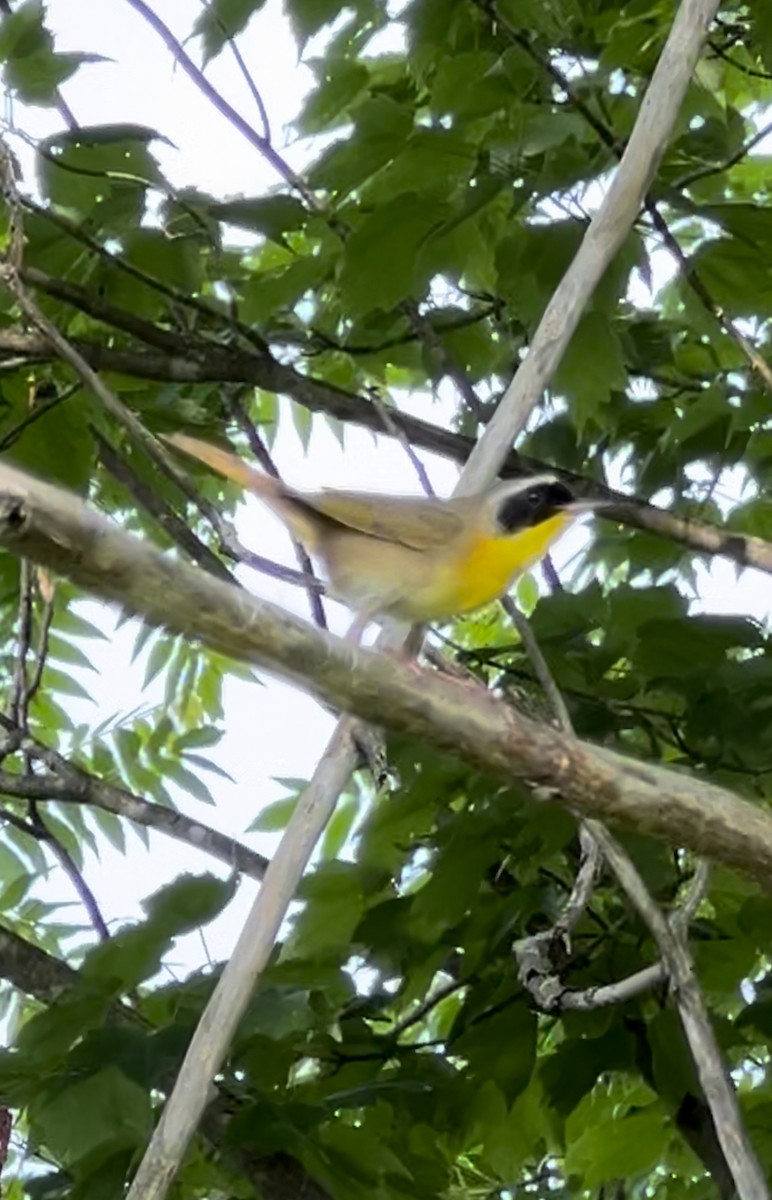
[{"left": 304, "top": 490, "right": 467, "bottom": 551}]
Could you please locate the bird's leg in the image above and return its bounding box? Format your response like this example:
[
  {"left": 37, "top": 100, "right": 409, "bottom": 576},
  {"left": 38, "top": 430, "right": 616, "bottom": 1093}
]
[{"left": 344, "top": 611, "right": 370, "bottom": 644}]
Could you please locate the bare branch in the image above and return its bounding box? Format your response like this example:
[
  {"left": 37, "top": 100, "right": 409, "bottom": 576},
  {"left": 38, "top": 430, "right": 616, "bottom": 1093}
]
[
  {"left": 30, "top": 802, "right": 111, "bottom": 940},
  {"left": 0, "top": 734, "right": 268, "bottom": 881}
]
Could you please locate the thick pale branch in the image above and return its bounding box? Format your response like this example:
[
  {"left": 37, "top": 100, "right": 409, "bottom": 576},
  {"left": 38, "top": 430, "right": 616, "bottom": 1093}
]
[{"left": 0, "top": 460, "right": 770, "bottom": 890}]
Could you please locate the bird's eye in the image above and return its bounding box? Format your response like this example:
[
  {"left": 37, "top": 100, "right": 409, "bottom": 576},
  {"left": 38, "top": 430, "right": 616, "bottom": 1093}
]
[{"left": 526, "top": 489, "right": 542, "bottom": 507}]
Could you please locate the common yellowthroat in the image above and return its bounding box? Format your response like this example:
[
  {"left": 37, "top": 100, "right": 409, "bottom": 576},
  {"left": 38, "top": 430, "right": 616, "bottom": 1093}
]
[{"left": 165, "top": 433, "right": 597, "bottom": 624}]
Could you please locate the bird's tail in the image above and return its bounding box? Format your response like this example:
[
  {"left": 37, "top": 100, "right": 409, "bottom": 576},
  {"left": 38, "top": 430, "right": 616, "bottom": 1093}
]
[{"left": 162, "top": 432, "right": 283, "bottom": 500}]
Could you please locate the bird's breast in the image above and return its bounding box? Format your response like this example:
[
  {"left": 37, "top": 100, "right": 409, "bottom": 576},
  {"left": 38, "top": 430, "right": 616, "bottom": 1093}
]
[{"left": 439, "top": 513, "right": 572, "bottom": 616}]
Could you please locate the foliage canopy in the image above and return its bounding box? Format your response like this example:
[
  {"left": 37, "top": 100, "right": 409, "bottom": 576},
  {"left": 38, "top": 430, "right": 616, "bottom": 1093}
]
[{"left": 0, "top": 0, "right": 772, "bottom": 1197}]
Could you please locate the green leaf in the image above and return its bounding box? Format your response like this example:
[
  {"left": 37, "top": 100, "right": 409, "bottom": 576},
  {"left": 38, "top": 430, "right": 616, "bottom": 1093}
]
[
  {"left": 339, "top": 193, "right": 448, "bottom": 315},
  {"left": 687, "top": 237, "right": 772, "bottom": 317},
  {"left": 247, "top": 793, "right": 299, "bottom": 832},
  {"left": 1, "top": 394, "right": 96, "bottom": 493},
  {"left": 174, "top": 726, "right": 222, "bottom": 751},
  {"left": 32, "top": 1066, "right": 152, "bottom": 1169},
  {"left": 209, "top": 195, "right": 308, "bottom": 242},
  {"left": 165, "top": 761, "right": 217, "bottom": 806},
  {"left": 752, "top": 1, "right": 772, "bottom": 70},
  {"left": 289, "top": 0, "right": 366, "bottom": 44},
  {"left": 290, "top": 861, "right": 368, "bottom": 955},
  {"left": 728, "top": 497, "right": 772, "bottom": 541},
  {"left": 451, "top": 994, "right": 536, "bottom": 1103},
  {"left": 142, "top": 871, "right": 236, "bottom": 934},
  {"left": 566, "top": 1104, "right": 669, "bottom": 1187},
  {"left": 37, "top": 126, "right": 163, "bottom": 224},
  {"left": 0, "top": 2, "right": 104, "bottom": 105},
  {"left": 555, "top": 313, "right": 627, "bottom": 432},
  {"left": 193, "top": 0, "right": 267, "bottom": 62}
]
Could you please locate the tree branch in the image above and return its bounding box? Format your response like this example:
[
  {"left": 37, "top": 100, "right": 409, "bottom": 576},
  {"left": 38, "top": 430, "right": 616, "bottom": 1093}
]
[
  {"left": 0, "top": 741, "right": 268, "bottom": 881},
  {"left": 0, "top": 462, "right": 769, "bottom": 889},
  {"left": 505, "top": 597, "right": 749, "bottom": 1195},
  {"left": 2, "top": 324, "right": 766, "bottom": 583},
  {"left": 592, "top": 825, "right": 766, "bottom": 1199}
]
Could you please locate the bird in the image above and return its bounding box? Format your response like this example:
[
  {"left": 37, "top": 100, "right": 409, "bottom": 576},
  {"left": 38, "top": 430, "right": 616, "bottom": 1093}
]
[{"left": 164, "top": 432, "right": 600, "bottom": 626}]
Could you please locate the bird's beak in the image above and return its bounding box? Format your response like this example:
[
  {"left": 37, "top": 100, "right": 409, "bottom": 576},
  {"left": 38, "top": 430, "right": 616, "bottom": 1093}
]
[{"left": 565, "top": 497, "right": 614, "bottom": 516}]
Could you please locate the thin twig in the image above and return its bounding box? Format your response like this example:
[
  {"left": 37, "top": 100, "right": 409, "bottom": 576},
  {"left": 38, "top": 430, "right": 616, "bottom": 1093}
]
[
  {"left": 227, "top": 38, "right": 271, "bottom": 142},
  {"left": 372, "top": 393, "right": 435, "bottom": 498},
  {"left": 644, "top": 200, "right": 772, "bottom": 391},
  {"left": 592, "top": 823, "right": 766, "bottom": 1200},
  {"left": 30, "top": 801, "right": 111, "bottom": 940},
  {"left": 94, "top": 430, "right": 236, "bottom": 585},
  {"left": 9, "top": 559, "right": 33, "bottom": 727},
  {"left": 0, "top": 382, "right": 80, "bottom": 453},
  {"left": 227, "top": 396, "right": 328, "bottom": 628},
  {"left": 402, "top": 301, "right": 486, "bottom": 422},
  {"left": 0, "top": 798, "right": 111, "bottom": 940},
  {"left": 21, "top": 197, "right": 270, "bottom": 354},
  {"left": 124, "top": 0, "right": 315, "bottom": 205},
  {"left": 24, "top": 584, "right": 54, "bottom": 711},
  {"left": 502, "top": 598, "right": 572, "bottom": 731},
  {"left": 672, "top": 116, "right": 772, "bottom": 189}
]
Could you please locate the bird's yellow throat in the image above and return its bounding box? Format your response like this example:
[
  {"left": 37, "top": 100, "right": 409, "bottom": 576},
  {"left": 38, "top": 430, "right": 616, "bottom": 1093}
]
[{"left": 423, "top": 512, "right": 571, "bottom": 618}]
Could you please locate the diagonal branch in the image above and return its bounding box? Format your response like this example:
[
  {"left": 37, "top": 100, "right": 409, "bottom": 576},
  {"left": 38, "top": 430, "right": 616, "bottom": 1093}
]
[
  {"left": 0, "top": 462, "right": 769, "bottom": 888},
  {"left": 0, "top": 733, "right": 268, "bottom": 881},
  {"left": 3, "top": 321, "right": 768, "bottom": 582},
  {"left": 124, "top": 0, "right": 316, "bottom": 205},
  {"left": 459, "top": 0, "right": 722, "bottom": 490}
]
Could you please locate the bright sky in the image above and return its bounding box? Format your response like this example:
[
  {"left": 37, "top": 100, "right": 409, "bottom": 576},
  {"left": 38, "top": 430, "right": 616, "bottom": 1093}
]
[{"left": 7, "top": 0, "right": 771, "bottom": 974}]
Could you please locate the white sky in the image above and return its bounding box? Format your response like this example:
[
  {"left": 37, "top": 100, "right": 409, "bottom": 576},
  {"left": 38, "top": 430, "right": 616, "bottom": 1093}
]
[{"left": 5, "top": 0, "right": 772, "bottom": 973}]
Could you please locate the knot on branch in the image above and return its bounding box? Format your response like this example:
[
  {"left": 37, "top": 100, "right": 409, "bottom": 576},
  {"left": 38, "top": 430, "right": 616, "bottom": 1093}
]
[
  {"left": 0, "top": 496, "right": 28, "bottom": 535},
  {"left": 513, "top": 928, "right": 571, "bottom": 1013}
]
